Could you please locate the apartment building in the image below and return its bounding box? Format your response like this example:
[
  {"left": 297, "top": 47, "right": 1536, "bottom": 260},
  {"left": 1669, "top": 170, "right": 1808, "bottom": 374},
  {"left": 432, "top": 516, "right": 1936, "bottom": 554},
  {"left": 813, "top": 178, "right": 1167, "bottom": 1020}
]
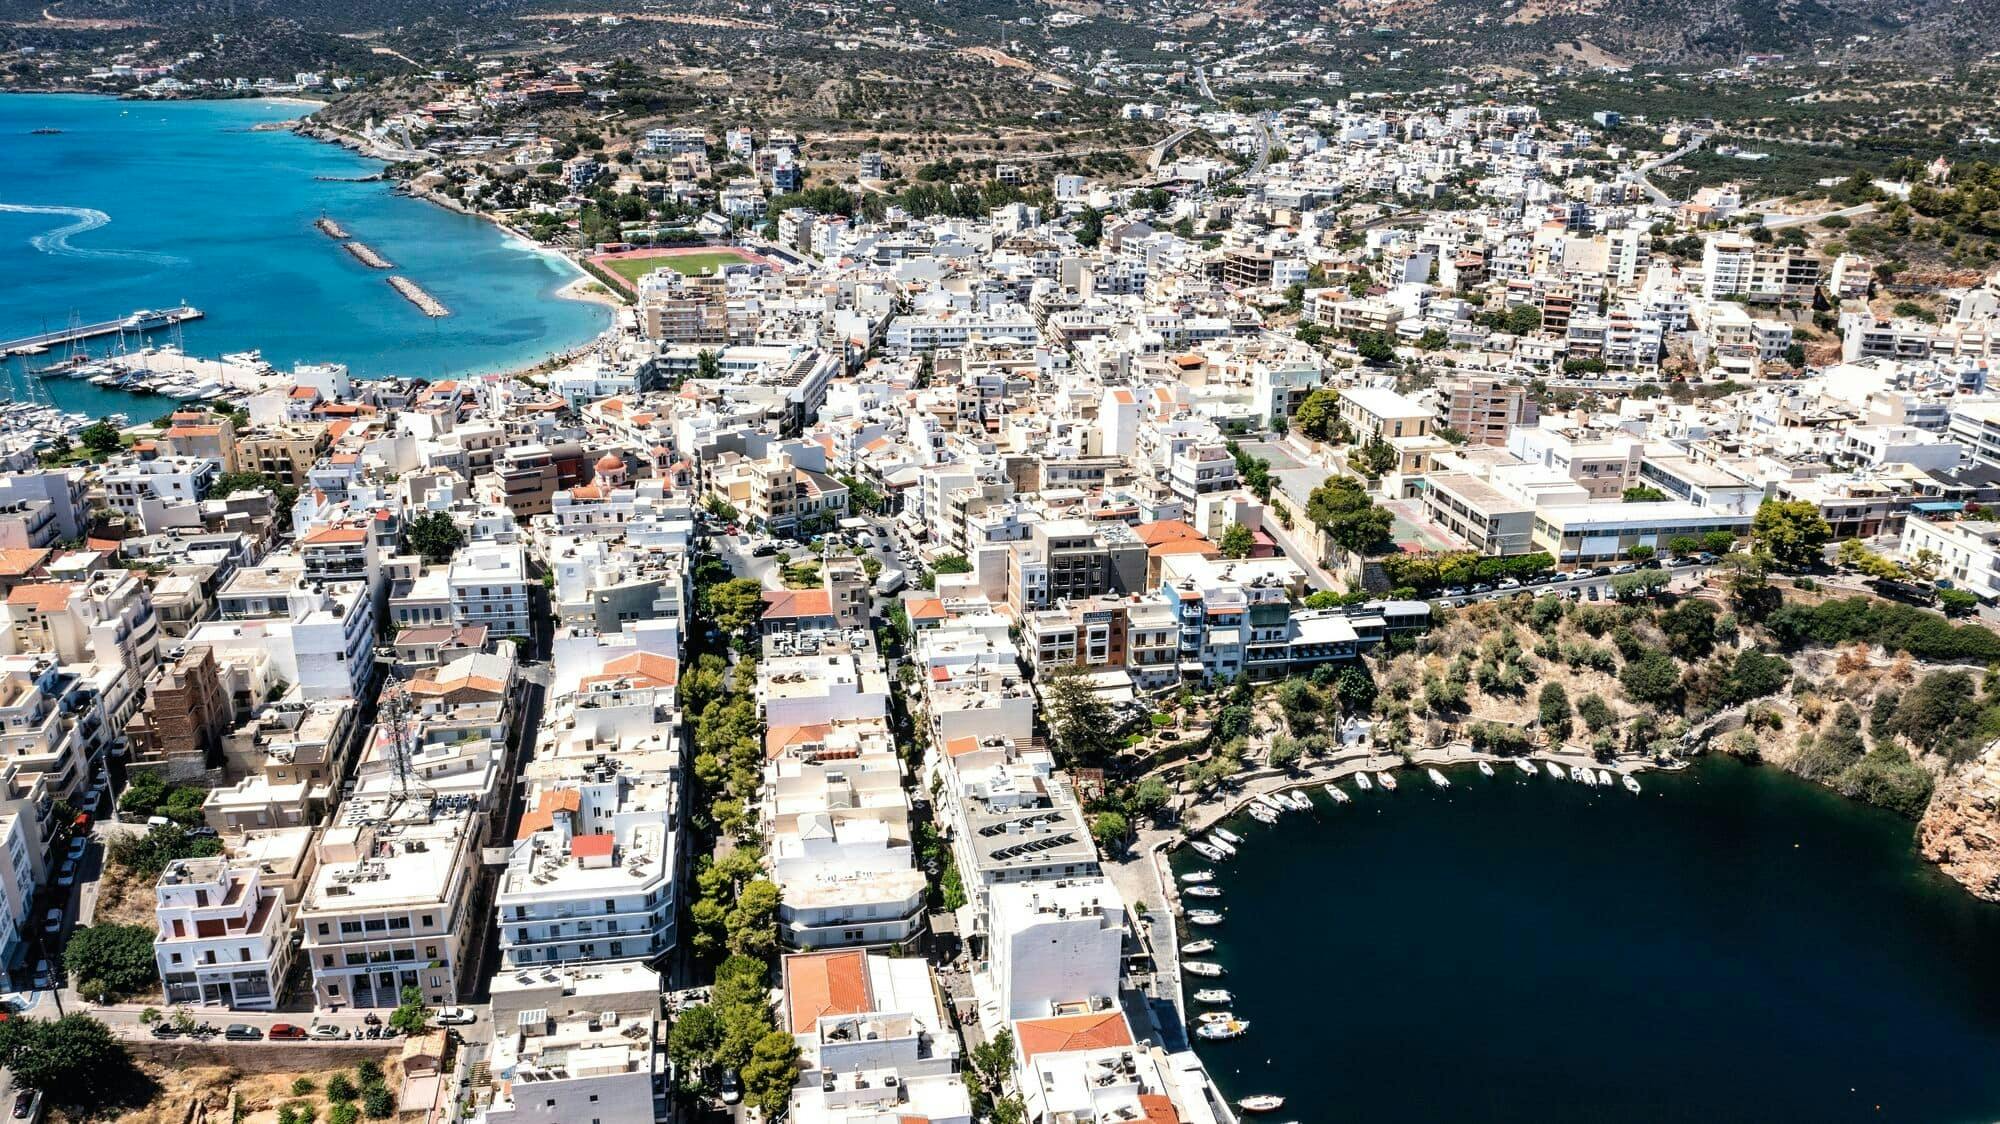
[
  {"left": 448, "top": 542, "right": 533, "bottom": 638},
  {"left": 1338, "top": 386, "right": 1430, "bottom": 441},
  {"left": 298, "top": 798, "right": 483, "bottom": 1009},
  {"left": 1435, "top": 376, "right": 1537, "bottom": 446},
  {"left": 1700, "top": 233, "right": 1822, "bottom": 304},
  {"left": 1900, "top": 511, "right": 2000, "bottom": 601},
  {"left": 780, "top": 949, "right": 972, "bottom": 1124},
  {"left": 154, "top": 854, "right": 293, "bottom": 1010}
]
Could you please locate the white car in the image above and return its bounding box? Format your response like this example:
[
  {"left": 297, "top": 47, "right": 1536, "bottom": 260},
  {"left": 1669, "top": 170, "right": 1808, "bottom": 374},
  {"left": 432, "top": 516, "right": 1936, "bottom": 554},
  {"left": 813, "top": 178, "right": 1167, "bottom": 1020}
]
[
  {"left": 64, "top": 838, "right": 87, "bottom": 862},
  {"left": 32, "top": 959, "right": 53, "bottom": 989},
  {"left": 433, "top": 1006, "right": 476, "bottom": 1026},
  {"left": 41, "top": 908, "right": 61, "bottom": 935},
  {"left": 308, "top": 1023, "right": 351, "bottom": 1041},
  {"left": 56, "top": 859, "right": 76, "bottom": 887}
]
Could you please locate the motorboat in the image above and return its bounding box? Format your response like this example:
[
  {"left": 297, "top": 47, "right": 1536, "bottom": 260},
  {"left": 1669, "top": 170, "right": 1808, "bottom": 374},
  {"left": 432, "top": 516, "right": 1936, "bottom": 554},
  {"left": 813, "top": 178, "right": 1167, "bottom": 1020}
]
[
  {"left": 1376, "top": 771, "right": 1397, "bottom": 791},
  {"left": 1192, "top": 988, "right": 1233, "bottom": 1004},
  {"left": 1354, "top": 772, "right": 1373, "bottom": 791},
  {"left": 1181, "top": 870, "right": 1216, "bottom": 884},
  {"left": 1596, "top": 769, "right": 1614, "bottom": 786},
  {"left": 1622, "top": 774, "right": 1643, "bottom": 794},
  {"left": 1185, "top": 885, "right": 1222, "bottom": 898},
  {"left": 1182, "top": 939, "right": 1217, "bottom": 955},
  {"left": 1516, "top": 759, "right": 1539, "bottom": 777},
  {"left": 1238, "top": 1095, "right": 1286, "bottom": 1113},
  {"left": 1569, "top": 764, "right": 1590, "bottom": 783},
  {"left": 1196, "top": 1010, "right": 1239, "bottom": 1025},
  {"left": 1250, "top": 794, "right": 1286, "bottom": 815},
  {"left": 1427, "top": 768, "right": 1450, "bottom": 788},
  {"left": 1195, "top": 1019, "right": 1249, "bottom": 1041},
  {"left": 1282, "top": 791, "right": 1312, "bottom": 811},
  {"left": 1189, "top": 841, "right": 1225, "bottom": 862},
  {"left": 1186, "top": 909, "right": 1225, "bottom": 926},
  {"left": 1206, "top": 835, "right": 1237, "bottom": 857},
  {"left": 1184, "top": 961, "right": 1224, "bottom": 978},
  {"left": 1247, "top": 806, "right": 1279, "bottom": 825},
  {"left": 1212, "top": 827, "right": 1243, "bottom": 845},
  {"left": 1324, "top": 784, "right": 1351, "bottom": 804},
  {"left": 1478, "top": 761, "right": 1495, "bottom": 777},
  {"left": 1545, "top": 761, "right": 1565, "bottom": 779}
]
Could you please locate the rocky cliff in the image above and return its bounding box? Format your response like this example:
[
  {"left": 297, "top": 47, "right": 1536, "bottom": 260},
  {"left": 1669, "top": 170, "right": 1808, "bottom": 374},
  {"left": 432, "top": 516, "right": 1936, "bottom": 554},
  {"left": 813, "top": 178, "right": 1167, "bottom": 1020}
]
[{"left": 1919, "top": 745, "right": 2000, "bottom": 903}]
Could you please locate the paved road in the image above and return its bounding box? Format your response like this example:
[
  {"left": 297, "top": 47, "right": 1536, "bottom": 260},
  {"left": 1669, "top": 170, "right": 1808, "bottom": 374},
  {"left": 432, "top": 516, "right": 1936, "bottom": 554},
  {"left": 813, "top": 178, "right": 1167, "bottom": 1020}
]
[
  {"left": 1636, "top": 132, "right": 1708, "bottom": 204},
  {"left": 1760, "top": 201, "right": 1876, "bottom": 230}
]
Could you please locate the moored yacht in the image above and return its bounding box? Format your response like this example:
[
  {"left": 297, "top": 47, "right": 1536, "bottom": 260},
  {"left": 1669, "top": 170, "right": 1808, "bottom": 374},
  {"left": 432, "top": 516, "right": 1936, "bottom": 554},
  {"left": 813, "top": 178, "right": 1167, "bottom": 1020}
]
[
  {"left": 1324, "top": 784, "right": 1350, "bottom": 804},
  {"left": 1427, "top": 768, "right": 1450, "bottom": 788},
  {"left": 1212, "top": 827, "right": 1243, "bottom": 845},
  {"left": 1516, "top": 759, "right": 1540, "bottom": 777},
  {"left": 1185, "top": 884, "right": 1222, "bottom": 898},
  {"left": 1189, "top": 841, "right": 1224, "bottom": 862},
  {"left": 1184, "top": 961, "right": 1224, "bottom": 978},
  {"left": 1376, "top": 771, "right": 1397, "bottom": 791},
  {"left": 1181, "top": 870, "right": 1216, "bottom": 884},
  {"left": 1182, "top": 939, "right": 1217, "bottom": 955},
  {"left": 1195, "top": 1018, "right": 1249, "bottom": 1040},
  {"left": 1193, "top": 988, "right": 1233, "bottom": 1004},
  {"left": 1205, "top": 835, "right": 1237, "bottom": 857},
  {"left": 1238, "top": 1095, "right": 1286, "bottom": 1113},
  {"left": 1187, "top": 909, "right": 1225, "bottom": 926},
  {"left": 1596, "top": 769, "right": 1614, "bottom": 786}
]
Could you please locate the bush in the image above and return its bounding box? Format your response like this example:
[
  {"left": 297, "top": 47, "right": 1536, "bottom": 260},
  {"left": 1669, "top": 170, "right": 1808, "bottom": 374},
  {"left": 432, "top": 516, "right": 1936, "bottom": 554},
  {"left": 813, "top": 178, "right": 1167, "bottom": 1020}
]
[
  {"left": 326, "top": 1074, "right": 357, "bottom": 1102},
  {"left": 1834, "top": 745, "right": 1935, "bottom": 817},
  {"left": 1765, "top": 596, "right": 2000, "bottom": 663},
  {"left": 362, "top": 1085, "right": 395, "bottom": 1118},
  {"left": 63, "top": 924, "right": 159, "bottom": 998},
  {"left": 291, "top": 1077, "right": 318, "bottom": 1097}
]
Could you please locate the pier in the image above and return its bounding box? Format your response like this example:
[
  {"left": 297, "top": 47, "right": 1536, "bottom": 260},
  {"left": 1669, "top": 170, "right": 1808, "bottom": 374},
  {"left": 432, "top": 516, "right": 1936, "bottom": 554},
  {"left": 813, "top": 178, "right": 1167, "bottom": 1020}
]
[
  {"left": 0, "top": 305, "right": 203, "bottom": 357},
  {"left": 388, "top": 276, "right": 450, "bottom": 317},
  {"left": 314, "top": 216, "right": 351, "bottom": 239},
  {"left": 343, "top": 241, "right": 394, "bottom": 269}
]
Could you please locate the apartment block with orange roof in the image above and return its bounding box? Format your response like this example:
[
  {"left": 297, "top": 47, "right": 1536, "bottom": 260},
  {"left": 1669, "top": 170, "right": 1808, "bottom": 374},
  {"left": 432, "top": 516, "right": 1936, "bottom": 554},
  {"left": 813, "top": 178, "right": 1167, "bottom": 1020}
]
[{"left": 779, "top": 948, "right": 973, "bottom": 1124}]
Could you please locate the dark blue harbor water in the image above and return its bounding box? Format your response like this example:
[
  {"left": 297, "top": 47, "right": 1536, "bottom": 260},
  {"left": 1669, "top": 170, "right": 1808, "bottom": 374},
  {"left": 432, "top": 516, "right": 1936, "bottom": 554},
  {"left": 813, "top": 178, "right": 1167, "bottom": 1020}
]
[
  {"left": 0, "top": 93, "right": 608, "bottom": 418},
  {"left": 1177, "top": 757, "right": 2000, "bottom": 1123}
]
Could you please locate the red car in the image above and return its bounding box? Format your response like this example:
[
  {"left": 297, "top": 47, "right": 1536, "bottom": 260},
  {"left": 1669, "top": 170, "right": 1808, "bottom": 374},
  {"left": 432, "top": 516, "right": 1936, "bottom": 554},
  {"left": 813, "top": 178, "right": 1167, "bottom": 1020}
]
[{"left": 269, "top": 1023, "right": 309, "bottom": 1040}]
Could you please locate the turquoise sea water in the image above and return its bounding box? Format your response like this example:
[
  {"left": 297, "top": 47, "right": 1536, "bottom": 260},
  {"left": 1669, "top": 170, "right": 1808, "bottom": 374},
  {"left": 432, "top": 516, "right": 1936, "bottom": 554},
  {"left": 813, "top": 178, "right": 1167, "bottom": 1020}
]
[
  {"left": 0, "top": 93, "right": 609, "bottom": 419},
  {"left": 1177, "top": 757, "right": 2000, "bottom": 1123}
]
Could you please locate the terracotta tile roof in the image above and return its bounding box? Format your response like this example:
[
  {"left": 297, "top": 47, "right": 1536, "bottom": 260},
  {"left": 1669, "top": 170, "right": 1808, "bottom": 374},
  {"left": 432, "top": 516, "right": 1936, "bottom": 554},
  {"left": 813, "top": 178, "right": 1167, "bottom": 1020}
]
[
  {"left": 581, "top": 651, "right": 680, "bottom": 689},
  {"left": 0, "top": 548, "right": 52, "bottom": 578},
  {"left": 944, "top": 736, "right": 981, "bottom": 758},
  {"left": 302, "top": 527, "right": 368, "bottom": 546},
  {"left": 906, "top": 597, "right": 948, "bottom": 621},
  {"left": 762, "top": 588, "right": 832, "bottom": 618},
  {"left": 783, "top": 950, "right": 871, "bottom": 1034},
  {"left": 1014, "top": 1011, "right": 1133, "bottom": 1062},
  {"left": 6, "top": 583, "right": 74, "bottom": 612},
  {"left": 1137, "top": 1093, "right": 1181, "bottom": 1124},
  {"left": 1150, "top": 540, "right": 1218, "bottom": 558},
  {"left": 289, "top": 387, "right": 319, "bottom": 399},
  {"left": 515, "top": 789, "right": 582, "bottom": 840},
  {"left": 1134, "top": 520, "right": 1204, "bottom": 546},
  {"left": 765, "top": 722, "right": 831, "bottom": 758},
  {"left": 569, "top": 833, "right": 615, "bottom": 859}
]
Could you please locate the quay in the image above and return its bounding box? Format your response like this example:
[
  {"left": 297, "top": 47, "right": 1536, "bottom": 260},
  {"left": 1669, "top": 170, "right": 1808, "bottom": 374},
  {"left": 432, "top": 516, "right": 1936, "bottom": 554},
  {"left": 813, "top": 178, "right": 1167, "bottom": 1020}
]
[
  {"left": 387, "top": 276, "right": 450, "bottom": 317},
  {"left": 0, "top": 305, "right": 203, "bottom": 357},
  {"left": 314, "top": 216, "right": 350, "bottom": 239},
  {"left": 343, "top": 241, "right": 394, "bottom": 269}
]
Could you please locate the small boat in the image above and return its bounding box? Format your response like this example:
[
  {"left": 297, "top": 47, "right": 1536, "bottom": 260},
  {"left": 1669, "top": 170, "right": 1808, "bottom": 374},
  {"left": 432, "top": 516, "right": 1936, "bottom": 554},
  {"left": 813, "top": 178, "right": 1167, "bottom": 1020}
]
[
  {"left": 1478, "top": 761, "right": 1495, "bottom": 777},
  {"left": 1212, "top": 827, "right": 1244, "bottom": 845},
  {"left": 30, "top": 128, "right": 63, "bottom": 135},
  {"left": 1184, "top": 961, "right": 1225, "bottom": 977},
  {"left": 1622, "top": 774, "right": 1642, "bottom": 794},
  {"left": 1250, "top": 794, "right": 1285, "bottom": 815},
  {"left": 1187, "top": 909, "right": 1225, "bottom": 926},
  {"left": 1596, "top": 769, "right": 1614, "bottom": 786},
  {"left": 1324, "top": 784, "right": 1350, "bottom": 804},
  {"left": 1284, "top": 791, "right": 1312, "bottom": 811},
  {"left": 1248, "top": 806, "right": 1279, "bottom": 825},
  {"left": 1193, "top": 988, "right": 1233, "bottom": 1004},
  {"left": 1189, "top": 841, "right": 1224, "bottom": 862},
  {"left": 1206, "top": 836, "right": 1237, "bottom": 857},
  {"left": 1182, "top": 939, "right": 1217, "bottom": 955},
  {"left": 1195, "top": 1018, "right": 1249, "bottom": 1040},
  {"left": 1239, "top": 1095, "right": 1286, "bottom": 1113},
  {"left": 1196, "top": 1010, "right": 1239, "bottom": 1025},
  {"left": 1181, "top": 870, "right": 1216, "bottom": 884},
  {"left": 1427, "top": 768, "right": 1450, "bottom": 788},
  {"left": 1516, "top": 759, "right": 1539, "bottom": 777},
  {"left": 1354, "top": 772, "right": 1373, "bottom": 791},
  {"left": 1546, "top": 761, "right": 1566, "bottom": 780},
  {"left": 1569, "top": 764, "right": 1589, "bottom": 783},
  {"left": 1185, "top": 884, "right": 1222, "bottom": 898},
  {"left": 1376, "top": 771, "right": 1397, "bottom": 791}
]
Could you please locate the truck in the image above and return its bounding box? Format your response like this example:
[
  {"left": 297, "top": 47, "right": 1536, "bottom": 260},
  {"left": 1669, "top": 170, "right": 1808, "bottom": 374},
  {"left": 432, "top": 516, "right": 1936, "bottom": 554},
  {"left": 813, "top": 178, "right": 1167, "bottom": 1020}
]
[{"left": 874, "top": 568, "right": 906, "bottom": 596}]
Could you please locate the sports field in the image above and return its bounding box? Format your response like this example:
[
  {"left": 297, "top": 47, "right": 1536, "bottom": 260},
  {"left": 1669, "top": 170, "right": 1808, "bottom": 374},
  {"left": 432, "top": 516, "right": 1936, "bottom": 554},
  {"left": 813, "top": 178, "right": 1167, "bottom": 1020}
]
[{"left": 598, "top": 248, "right": 756, "bottom": 285}]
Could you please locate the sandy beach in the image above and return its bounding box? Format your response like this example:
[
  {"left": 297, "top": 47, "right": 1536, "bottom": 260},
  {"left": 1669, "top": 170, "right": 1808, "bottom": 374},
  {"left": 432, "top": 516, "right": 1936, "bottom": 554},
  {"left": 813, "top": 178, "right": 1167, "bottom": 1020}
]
[{"left": 556, "top": 274, "right": 627, "bottom": 309}]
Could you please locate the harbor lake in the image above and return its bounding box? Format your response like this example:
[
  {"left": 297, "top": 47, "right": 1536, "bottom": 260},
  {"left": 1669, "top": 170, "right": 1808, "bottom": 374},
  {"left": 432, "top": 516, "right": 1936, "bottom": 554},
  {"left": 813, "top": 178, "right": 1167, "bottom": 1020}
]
[
  {"left": 0, "top": 93, "right": 610, "bottom": 420},
  {"left": 1177, "top": 755, "right": 2000, "bottom": 1122}
]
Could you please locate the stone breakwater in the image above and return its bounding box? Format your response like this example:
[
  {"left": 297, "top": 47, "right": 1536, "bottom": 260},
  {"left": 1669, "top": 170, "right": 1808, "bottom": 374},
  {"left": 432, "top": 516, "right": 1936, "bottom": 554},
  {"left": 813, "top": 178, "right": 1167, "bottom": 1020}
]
[{"left": 387, "top": 275, "right": 449, "bottom": 317}]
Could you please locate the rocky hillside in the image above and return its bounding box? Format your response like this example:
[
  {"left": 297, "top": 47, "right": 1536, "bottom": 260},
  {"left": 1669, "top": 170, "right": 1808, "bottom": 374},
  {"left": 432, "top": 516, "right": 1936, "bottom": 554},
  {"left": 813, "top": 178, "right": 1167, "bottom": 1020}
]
[{"left": 1921, "top": 745, "right": 2000, "bottom": 903}]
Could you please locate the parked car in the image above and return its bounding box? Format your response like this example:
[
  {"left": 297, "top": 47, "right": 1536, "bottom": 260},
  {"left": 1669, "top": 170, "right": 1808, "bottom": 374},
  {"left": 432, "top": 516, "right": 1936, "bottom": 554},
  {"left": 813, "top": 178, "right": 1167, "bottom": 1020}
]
[
  {"left": 80, "top": 790, "right": 102, "bottom": 815},
  {"left": 433, "top": 1007, "right": 476, "bottom": 1026},
  {"left": 56, "top": 860, "right": 76, "bottom": 887},
  {"left": 12, "top": 1088, "right": 40, "bottom": 1121},
  {"left": 64, "top": 838, "right": 86, "bottom": 862},
  {"left": 717, "top": 1067, "right": 743, "bottom": 1105},
  {"left": 268, "top": 1023, "right": 308, "bottom": 1040},
  {"left": 31, "top": 960, "right": 53, "bottom": 989},
  {"left": 41, "top": 909, "right": 61, "bottom": 936},
  {"left": 223, "top": 1024, "right": 262, "bottom": 1041},
  {"left": 1441, "top": 586, "right": 1467, "bottom": 598},
  {"left": 307, "top": 1023, "right": 350, "bottom": 1041},
  {"left": 1610, "top": 564, "right": 1638, "bottom": 575},
  {"left": 750, "top": 543, "right": 778, "bottom": 558},
  {"left": 1496, "top": 578, "right": 1522, "bottom": 590}
]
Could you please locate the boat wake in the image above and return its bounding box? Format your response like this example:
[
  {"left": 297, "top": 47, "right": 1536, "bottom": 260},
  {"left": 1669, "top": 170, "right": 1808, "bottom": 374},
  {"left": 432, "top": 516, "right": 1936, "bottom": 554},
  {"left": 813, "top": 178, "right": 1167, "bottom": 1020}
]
[{"left": 0, "top": 202, "right": 186, "bottom": 266}]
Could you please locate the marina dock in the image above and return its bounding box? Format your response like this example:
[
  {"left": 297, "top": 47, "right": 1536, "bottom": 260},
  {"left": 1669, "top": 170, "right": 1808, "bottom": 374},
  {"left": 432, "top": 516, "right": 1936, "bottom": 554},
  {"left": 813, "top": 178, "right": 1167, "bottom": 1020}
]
[
  {"left": 0, "top": 305, "right": 203, "bottom": 357},
  {"left": 314, "top": 216, "right": 351, "bottom": 239},
  {"left": 388, "top": 276, "right": 450, "bottom": 317},
  {"left": 343, "top": 241, "right": 394, "bottom": 269}
]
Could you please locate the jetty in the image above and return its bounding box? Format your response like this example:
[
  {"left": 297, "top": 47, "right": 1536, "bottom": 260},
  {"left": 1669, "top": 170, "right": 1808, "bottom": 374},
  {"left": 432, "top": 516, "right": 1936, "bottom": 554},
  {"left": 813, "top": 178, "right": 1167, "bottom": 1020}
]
[
  {"left": 314, "top": 216, "right": 351, "bottom": 240},
  {"left": 1, "top": 305, "right": 203, "bottom": 357},
  {"left": 343, "top": 242, "right": 394, "bottom": 269},
  {"left": 388, "top": 276, "right": 450, "bottom": 318}
]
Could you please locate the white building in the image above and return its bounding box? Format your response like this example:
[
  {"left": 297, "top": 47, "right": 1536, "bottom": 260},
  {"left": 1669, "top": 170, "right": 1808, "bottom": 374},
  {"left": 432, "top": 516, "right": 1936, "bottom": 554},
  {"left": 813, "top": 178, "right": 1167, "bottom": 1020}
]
[
  {"left": 448, "top": 542, "right": 533, "bottom": 638},
  {"left": 154, "top": 854, "right": 293, "bottom": 1010}
]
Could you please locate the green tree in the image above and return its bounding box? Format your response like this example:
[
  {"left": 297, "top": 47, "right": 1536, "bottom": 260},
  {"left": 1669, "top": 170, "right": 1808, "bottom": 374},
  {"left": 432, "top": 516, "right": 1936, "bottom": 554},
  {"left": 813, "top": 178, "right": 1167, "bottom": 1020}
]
[
  {"left": 1750, "top": 499, "right": 1833, "bottom": 571},
  {"left": 702, "top": 578, "right": 768, "bottom": 636},
  {"left": 932, "top": 554, "right": 973, "bottom": 576},
  {"left": 0, "top": 1014, "right": 123, "bottom": 1092},
  {"left": 1043, "top": 666, "right": 1121, "bottom": 765},
  {"left": 1347, "top": 437, "right": 1398, "bottom": 480},
  {"left": 1505, "top": 305, "right": 1542, "bottom": 335},
  {"left": 1622, "top": 486, "right": 1668, "bottom": 503},
  {"left": 1576, "top": 693, "right": 1616, "bottom": 731},
  {"left": 79, "top": 418, "right": 122, "bottom": 455},
  {"left": 667, "top": 1004, "right": 724, "bottom": 1092},
  {"left": 1334, "top": 664, "right": 1377, "bottom": 715},
  {"left": 1128, "top": 778, "right": 1171, "bottom": 820},
  {"left": 1090, "top": 811, "right": 1130, "bottom": 851},
  {"left": 1217, "top": 522, "right": 1254, "bottom": 559},
  {"left": 1354, "top": 332, "right": 1396, "bottom": 363},
  {"left": 326, "top": 1074, "right": 358, "bottom": 1102},
  {"left": 387, "top": 986, "right": 430, "bottom": 1035},
  {"left": 696, "top": 349, "right": 721, "bottom": 380},
  {"left": 1537, "top": 682, "right": 1572, "bottom": 740},
  {"left": 1305, "top": 475, "right": 1393, "bottom": 556},
  {"left": 1620, "top": 651, "right": 1682, "bottom": 708},
  {"left": 362, "top": 1085, "right": 394, "bottom": 1119},
  {"left": 741, "top": 1029, "right": 803, "bottom": 1117},
  {"left": 403, "top": 511, "right": 466, "bottom": 565},
  {"left": 62, "top": 924, "right": 158, "bottom": 998},
  {"left": 1292, "top": 389, "right": 1340, "bottom": 441},
  {"left": 725, "top": 878, "right": 782, "bottom": 959}
]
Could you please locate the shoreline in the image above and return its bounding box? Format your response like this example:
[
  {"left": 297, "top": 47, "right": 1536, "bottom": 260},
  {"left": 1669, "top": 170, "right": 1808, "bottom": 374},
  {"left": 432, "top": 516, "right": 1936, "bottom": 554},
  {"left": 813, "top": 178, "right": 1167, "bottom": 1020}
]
[{"left": 554, "top": 274, "right": 625, "bottom": 310}]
